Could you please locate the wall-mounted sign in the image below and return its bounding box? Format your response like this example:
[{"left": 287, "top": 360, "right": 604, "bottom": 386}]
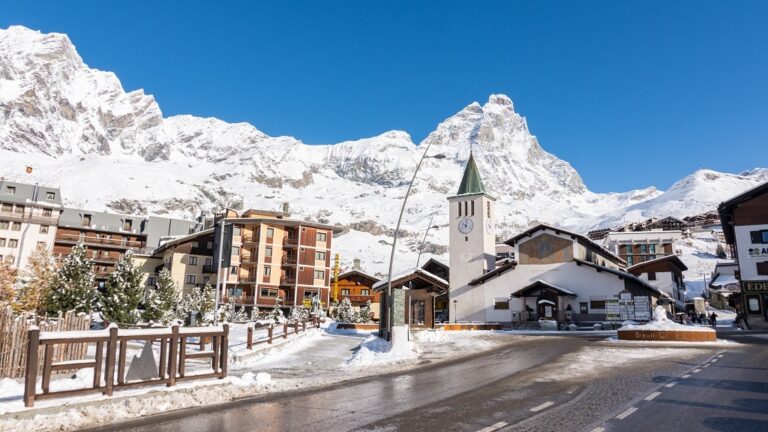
[
  {"left": 743, "top": 281, "right": 768, "bottom": 292},
  {"left": 747, "top": 247, "right": 768, "bottom": 258}
]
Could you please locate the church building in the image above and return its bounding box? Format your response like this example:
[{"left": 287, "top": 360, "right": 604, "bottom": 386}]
[{"left": 448, "top": 153, "right": 665, "bottom": 326}]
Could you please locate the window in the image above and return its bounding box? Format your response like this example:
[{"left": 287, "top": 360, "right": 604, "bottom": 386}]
[
  {"left": 46, "top": 191, "right": 55, "bottom": 200},
  {"left": 648, "top": 272, "right": 657, "bottom": 280},
  {"left": 123, "top": 219, "right": 133, "bottom": 231},
  {"left": 265, "top": 247, "right": 273, "bottom": 257},
  {"left": 315, "top": 251, "right": 326, "bottom": 261},
  {"left": 232, "top": 246, "right": 240, "bottom": 255},
  {"left": 304, "top": 290, "right": 317, "bottom": 299},
  {"left": 42, "top": 208, "right": 52, "bottom": 217},
  {"left": 266, "top": 228, "right": 275, "bottom": 237},
  {"left": 11, "top": 222, "right": 20, "bottom": 231},
  {"left": 314, "top": 270, "right": 325, "bottom": 280},
  {"left": 471, "top": 200, "right": 475, "bottom": 216},
  {"left": 232, "top": 226, "right": 241, "bottom": 236},
  {"left": 487, "top": 201, "right": 491, "bottom": 218},
  {"left": 494, "top": 301, "right": 509, "bottom": 310},
  {"left": 640, "top": 244, "right": 647, "bottom": 254},
  {"left": 188, "top": 256, "right": 198, "bottom": 266},
  {"left": 464, "top": 201, "right": 468, "bottom": 216},
  {"left": 260, "top": 288, "right": 278, "bottom": 298},
  {"left": 207, "top": 241, "right": 213, "bottom": 249},
  {"left": 341, "top": 289, "right": 350, "bottom": 296},
  {"left": 458, "top": 201, "right": 462, "bottom": 217},
  {"left": 579, "top": 302, "right": 588, "bottom": 314},
  {"left": 8, "top": 239, "right": 17, "bottom": 248},
  {"left": 191, "top": 241, "right": 198, "bottom": 248},
  {"left": 205, "top": 257, "right": 212, "bottom": 266},
  {"left": 40, "top": 225, "right": 49, "bottom": 234},
  {"left": 747, "top": 295, "right": 762, "bottom": 314},
  {"left": 230, "top": 266, "right": 237, "bottom": 275},
  {"left": 185, "top": 275, "right": 196, "bottom": 285},
  {"left": 361, "top": 289, "right": 370, "bottom": 296},
  {"left": 316, "top": 232, "right": 327, "bottom": 242},
  {"left": 36, "top": 241, "right": 46, "bottom": 249},
  {"left": 0, "top": 221, "right": 7, "bottom": 230},
  {"left": 203, "top": 276, "right": 210, "bottom": 284},
  {"left": 13, "top": 206, "right": 24, "bottom": 214},
  {"left": 649, "top": 244, "right": 656, "bottom": 254},
  {"left": 750, "top": 230, "right": 768, "bottom": 244},
  {"left": 146, "top": 276, "right": 157, "bottom": 287},
  {"left": 82, "top": 214, "right": 92, "bottom": 227},
  {"left": 589, "top": 300, "right": 606, "bottom": 310},
  {"left": 264, "top": 266, "right": 272, "bottom": 276},
  {"left": 627, "top": 255, "right": 633, "bottom": 265},
  {"left": 5, "top": 186, "right": 15, "bottom": 195},
  {"left": 757, "top": 262, "right": 768, "bottom": 276},
  {"left": 0, "top": 239, "right": 5, "bottom": 247}
]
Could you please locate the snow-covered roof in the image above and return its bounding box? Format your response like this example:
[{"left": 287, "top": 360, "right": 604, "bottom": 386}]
[
  {"left": 627, "top": 254, "right": 688, "bottom": 273},
  {"left": 511, "top": 280, "right": 577, "bottom": 298},
  {"left": 710, "top": 274, "right": 738, "bottom": 287},
  {"left": 504, "top": 223, "right": 626, "bottom": 265}
]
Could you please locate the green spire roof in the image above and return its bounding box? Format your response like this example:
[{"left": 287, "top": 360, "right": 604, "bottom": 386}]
[{"left": 456, "top": 152, "right": 486, "bottom": 195}]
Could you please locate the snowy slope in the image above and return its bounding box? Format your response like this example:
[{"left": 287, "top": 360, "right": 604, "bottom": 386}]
[{"left": 1, "top": 25, "right": 766, "bottom": 276}]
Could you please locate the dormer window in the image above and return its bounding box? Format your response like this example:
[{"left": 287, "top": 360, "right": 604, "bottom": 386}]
[
  {"left": 46, "top": 192, "right": 55, "bottom": 200},
  {"left": 123, "top": 219, "right": 133, "bottom": 231},
  {"left": 5, "top": 186, "right": 15, "bottom": 195},
  {"left": 82, "top": 214, "right": 92, "bottom": 227}
]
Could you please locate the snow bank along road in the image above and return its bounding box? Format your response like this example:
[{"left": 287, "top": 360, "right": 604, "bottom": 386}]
[{"left": 84, "top": 334, "right": 741, "bottom": 432}]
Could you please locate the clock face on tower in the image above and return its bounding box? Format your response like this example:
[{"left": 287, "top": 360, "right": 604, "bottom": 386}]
[{"left": 458, "top": 218, "right": 474, "bottom": 234}]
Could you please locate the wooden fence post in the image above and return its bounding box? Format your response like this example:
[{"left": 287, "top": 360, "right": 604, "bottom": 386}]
[
  {"left": 220, "top": 324, "right": 229, "bottom": 378},
  {"left": 294, "top": 322, "right": 298, "bottom": 335},
  {"left": 104, "top": 325, "right": 118, "bottom": 396},
  {"left": 23, "top": 326, "right": 40, "bottom": 407},
  {"left": 302, "top": 321, "right": 307, "bottom": 332},
  {"left": 247, "top": 324, "right": 253, "bottom": 350},
  {"left": 283, "top": 323, "right": 288, "bottom": 339},
  {"left": 167, "top": 325, "right": 179, "bottom": 387},
  {"left": 268, "top": 325, "right": 273, "bottom": 344}
]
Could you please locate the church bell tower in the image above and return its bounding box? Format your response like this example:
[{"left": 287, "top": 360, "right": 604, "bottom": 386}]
[{"left": 447, "top": 151, "right": 496, "bottom": 322}]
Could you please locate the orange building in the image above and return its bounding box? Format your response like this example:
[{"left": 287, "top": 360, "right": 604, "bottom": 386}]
[{"left": 336, "top": 261, "right": 381, "bottom": 310}]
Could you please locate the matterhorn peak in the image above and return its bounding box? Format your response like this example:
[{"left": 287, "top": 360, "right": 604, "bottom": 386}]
[{"left": 486, "top": 94, "right": 514, "bottom": 110}]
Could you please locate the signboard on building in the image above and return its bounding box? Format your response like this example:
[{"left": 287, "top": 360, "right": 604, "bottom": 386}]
[
  {"left": 605, "top": 299, "right": 621, "bottom": 321},
  {"left": 748, "top": 247, "right": 768, "bottom": 258},
  {"left": 633, "top": 296, "right": 651, "bottom": 321},
  {"left": 743, "top": 281, "right": 768, "bottom": 292}
]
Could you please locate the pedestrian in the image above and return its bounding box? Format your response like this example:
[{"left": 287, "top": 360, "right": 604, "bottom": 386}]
[{"left": 710, "top": 312, "right": 718, "bottom": 328}]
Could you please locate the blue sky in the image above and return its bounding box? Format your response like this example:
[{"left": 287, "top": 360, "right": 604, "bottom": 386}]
[{"left": 3, "top": 1, "right": 767, "bottom": 192}]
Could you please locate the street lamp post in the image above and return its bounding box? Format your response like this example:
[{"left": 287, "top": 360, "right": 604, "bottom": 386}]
[
  {"left": 385, "top": 146, "right": 445, "bottom": 344},
  {"left": 415, "top": 216, "right": 440, "bottom": 268}
]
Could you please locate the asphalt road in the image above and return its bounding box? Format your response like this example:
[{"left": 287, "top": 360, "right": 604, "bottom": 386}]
[
  {"left": 593, "top": 333, "right": 768, "bottom": 432},
  {"left": 87, "top": 333, "right": 763, "bottom": 432}
]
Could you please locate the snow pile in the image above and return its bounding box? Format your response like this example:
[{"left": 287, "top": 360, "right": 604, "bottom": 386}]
[
  {"left": 619, "top": 306, "right": 715, "bottom": 333},
  {"left": 231, "top": 371, "right": 272, "bottom": 388},
  {"left": 412, "top": 329, "right": 451, "bottom": 344},
  {"left": 344, "top": 335, "right": 418, "bottom": 369}
]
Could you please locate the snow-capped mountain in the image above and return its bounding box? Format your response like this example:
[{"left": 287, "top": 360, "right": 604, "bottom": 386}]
[{"left": 1, "top": 25, "right": 766, "bottom": 275}]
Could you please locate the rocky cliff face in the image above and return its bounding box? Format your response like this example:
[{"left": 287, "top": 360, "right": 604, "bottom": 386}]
[{"left": 1, "top": 25, "right": 765, "bottom": 274}]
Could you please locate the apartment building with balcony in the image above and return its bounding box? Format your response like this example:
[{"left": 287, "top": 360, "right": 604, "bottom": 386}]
[
  {"left": 212, "top": 208, "right": 343, "bottom": 311},
  {"left": 54, "top": 208, "right": 198, "bottom": 288},
  {"left": 0, "top": 179, "right": 62, "bottom": 269},
  {"left": 601, "top": 229, "right": 682, "bottom": 266},
  {"left": 135, "top": 228, "right": 216, "bottom": 298}
]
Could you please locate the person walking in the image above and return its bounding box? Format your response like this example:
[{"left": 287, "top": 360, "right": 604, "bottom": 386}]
[{"left": 710, "top": 312, "right": 718, "bottom": 328}]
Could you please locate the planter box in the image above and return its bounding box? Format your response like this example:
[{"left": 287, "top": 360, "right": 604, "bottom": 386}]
[
  {"left": 335, "top": 323, "right": 379, "bottom": 330},
  {"left": 437, "top": 323, "right": 502, "bottom": 331},
  {"left": 618, "top": 329, "right": 716, "bottom": 342}
]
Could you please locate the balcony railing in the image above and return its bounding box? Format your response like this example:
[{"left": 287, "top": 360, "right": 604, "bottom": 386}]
[
  {"left": 281, "top": 257, "right": 297, "bottom": 265},
  {"left": 240, "top": 255, "right": 259, "bottom": 264},
  {"left": 56, "top": 233, "right": 145, "bottom": 249},
  {"left": 222, "top": 296, "right": 255, "bottom": 305},
  {"left": 239, "top": 277, "right": 259, "bottom": 284},
  {"left": 242, "top": 236, "right": 258, "bottom": 245},
  {"left": 283, "top": 237, "right": 298, "bottom": 246},
  {"left": 0, "top": 210, "right": 59, "bottom": 225},
  {"left": 281, "top": 277, "right": 296, "bottom": 285},
  {"left": 346, "top": 295, "right": 376, "bottom": 303},
  {"left": 202, "top": 264, "right": 215, "bottom": 273}
]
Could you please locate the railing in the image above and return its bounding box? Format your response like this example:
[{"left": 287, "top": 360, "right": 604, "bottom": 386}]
[
  {"left": 56, "top": 233, "right": 145, "bottom": 249},
  {"left": 245, "top": 318, "right": 319, "bottom": 350},
  {"left": 283, "top": 237, "right": 298, "bottom": 246},
  {"left": 239, "top": 277, "right": 259, "bottom": 284},
  {"left": 222, "top": 296, "right": 255, "bottom": 305},
  {"left": 0, "top": 210, "right": 61, "bottom": 225},
  {"left": 281, "top": 257, "right": 297, "bottom": 265},
  {"left": 23, "top": 324, "right": 229, "bottom": 407},
  {"left": 202, "top": 265, "right": 215, "bottom": 274},
  {"left": 242, "top": 237, "right": 258, "bottom": 245},
  {"left": 240, "top": 256, "right": 259, "bottom": 264},
  {"left": 281, "top": 277, "right": 296, "bottom": 285},
  {"left": 346, "top": 295, "right": 376, "bottom": 303}
]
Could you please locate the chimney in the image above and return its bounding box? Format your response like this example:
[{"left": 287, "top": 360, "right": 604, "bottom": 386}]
[
  {"left": 353, "top": 258, "right": 361, "bottom": 271},
  {"left": 283, "top": 202, "right": 290, "bottom": 216}
]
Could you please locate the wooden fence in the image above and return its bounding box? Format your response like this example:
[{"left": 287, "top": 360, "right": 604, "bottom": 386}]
[
  {"left": 24, "top": 323, "right": 229, "bottom": 407},
  {"left": 0, "top": 306, "right": 90, "bottom": 379},
  {"left": 245, "top": 317, "right": 319, "bottom": 350}
]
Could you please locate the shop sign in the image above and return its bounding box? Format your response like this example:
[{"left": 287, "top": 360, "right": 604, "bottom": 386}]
[
  {"left": 743, "top": 281, "right": 768, "bottom": 292},
  {"left": 747, "top": 247, "right": 768, "bottom": 258}
]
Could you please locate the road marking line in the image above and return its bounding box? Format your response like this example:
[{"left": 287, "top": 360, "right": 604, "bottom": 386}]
[
  {"left": 566, "top": 386, "right": 578, "bottom": 394},
  {"left": 591, "top": 428, "right": 605, "bottom": 432},
  {"left": 693, "top": 368, "right": 702, "bottom": 373},
  {"left": 644, "top": 391, "right": 661, "bottom": 401},
  {"left": 703, "top": 364, "right": 710, "bottom": 368},
  {"left": 711, "top": 359, "right": 718, "bottom": 363},
  {"left": 682, "top": 374, "right": 691, "bottom": 378},
  {"left": 530, "top": 401, "right": 555, "bottom": 412},
  {"left": 616, "top": 407, "right": 638, "bottom": 420},
  {"left": 665, "top": 382, "right": 677, "bottom": 388},
  {"left": 476, "top": 421, "right": 508, "bottom": 432}
]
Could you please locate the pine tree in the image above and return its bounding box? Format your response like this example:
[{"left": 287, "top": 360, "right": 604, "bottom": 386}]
[
  {"left": 334, "top": 297, "right": 354, "bottom": 323},
  {"left": 16, "top": 246, "right": 57, "bottom": 315},
  {"left": 0, "top": 260, "right": 17, "bottom": 305},
  {"left": 176, "top": 283, "right": 215, "bottom": 325},
  {"left": 142, "top": 268, "right": 178, "bottom": 323},
  {"left": 99, "top": 251, "right": 144, "bottom": 325},
  {"left": 270, "top": 298, "right": 284, "bottom": 323},
  {"left": 45, "top": 243, "right": 96, "bottom": 314}
]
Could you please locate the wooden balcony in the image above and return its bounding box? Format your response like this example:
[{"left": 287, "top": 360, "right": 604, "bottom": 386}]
[
  {"left": 283, "top": 237, "right": 299, "bottom": 247},
  {"left": 56, "top": 233, "right": 145, "bottom": 250},
  {"left": 242, "top": 236, "right": 259, "bottom": 246},
  {"left": 239, "top": 277, "right": 259, "bottom": 284},
  {"left": 0, "top": 210, "right": 59, "bottom": 225},
  {"left": 346, "top": 295, "right": 376, "bottom": 303},
  {"left": 222, "top": 296, "right": 255, "bottom": 305}
]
